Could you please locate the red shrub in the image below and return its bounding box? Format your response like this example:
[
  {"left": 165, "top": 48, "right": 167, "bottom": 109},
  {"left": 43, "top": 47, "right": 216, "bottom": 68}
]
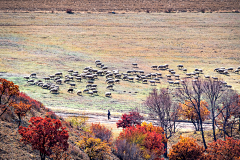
[
  {"left": 206, "top": 137, "right": 240, "bottom": 160},
  {"left": 117, "top": 123, "right": 164, "bottom": 159},
  {"left": 18, "top": 92, "right": 44, "bottom": 112},
  {"left": 18, "top": 117, "right": 69, "bottom": 160},
  {"left": 116, "top": 111, "right": 144, "bottom": 128},
  {"left": 90, "top": 123, "right": 112, "bottom": 143},
  {"left": 45, "top": 111, "right": 58, "bottom": 119}
]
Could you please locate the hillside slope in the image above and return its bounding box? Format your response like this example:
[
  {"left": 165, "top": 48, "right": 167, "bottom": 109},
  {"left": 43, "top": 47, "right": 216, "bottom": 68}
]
[
  {"left": 0, "top": 108, "right": 90, "bottom": 159},
  {"left": 0, "top": 0, "right": 239, "bottom": 13}
]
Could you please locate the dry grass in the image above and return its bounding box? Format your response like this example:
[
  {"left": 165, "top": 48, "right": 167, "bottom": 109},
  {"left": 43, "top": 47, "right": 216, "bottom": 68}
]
[
  {"left": 1, "top": 12, "right": 240, "bottom": 114},
  {"left": 0, "top": 0, "right": 239, "bottom": 13}
]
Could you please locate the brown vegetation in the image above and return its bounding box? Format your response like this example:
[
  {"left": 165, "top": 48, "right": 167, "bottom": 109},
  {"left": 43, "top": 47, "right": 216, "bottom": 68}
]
[{"left": 0, "top": 0, "right": 239, "bottom": 13}]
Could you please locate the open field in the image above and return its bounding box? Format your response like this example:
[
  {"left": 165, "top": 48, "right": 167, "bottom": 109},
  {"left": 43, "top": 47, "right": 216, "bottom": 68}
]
[
  {"left": 0, "top": 0, "right": 239, "bottom": 13},
  {"left": 0, "top": 12, "right": 240, "bottom": 115}
]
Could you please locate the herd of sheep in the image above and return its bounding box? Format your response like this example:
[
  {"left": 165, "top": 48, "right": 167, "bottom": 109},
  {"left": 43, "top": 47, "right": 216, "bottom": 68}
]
[{"left": 23, "top": 60, "right": 240, "bottom": 97}]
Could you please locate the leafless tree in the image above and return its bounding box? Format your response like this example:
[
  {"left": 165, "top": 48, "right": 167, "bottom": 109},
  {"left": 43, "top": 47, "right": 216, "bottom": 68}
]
[
  {"left": 216, "top": 89, "right": 239, "bottom": 139},
  {"left": 114, "top": 139, "right": 142, "bottom": 160},
  {"left": 175, "top": 78, "right": 207, "bottom": 149},
  {"left": 202, "top": 78, "right": 226, "bottom": 141},
  {"left": 144, "top": 88, "right": 177, "bottom": 157}
]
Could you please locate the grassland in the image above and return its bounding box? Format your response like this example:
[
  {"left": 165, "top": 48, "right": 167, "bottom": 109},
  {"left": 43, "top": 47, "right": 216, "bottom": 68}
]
[
  {"left": 0, "top": 0, "right": 239, "bottom": 13},
  {"left": 0, "top": 12, "right": 240, "bottom": 114}
]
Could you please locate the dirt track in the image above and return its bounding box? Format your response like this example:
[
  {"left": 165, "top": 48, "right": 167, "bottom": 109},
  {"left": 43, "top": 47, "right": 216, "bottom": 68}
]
[{"left": 56, "top": 112, "right": 212, "bottom": 132}]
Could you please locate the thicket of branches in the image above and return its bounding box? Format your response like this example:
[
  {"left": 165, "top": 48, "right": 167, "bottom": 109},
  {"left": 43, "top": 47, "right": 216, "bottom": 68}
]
[{"left": 144, "top": 77, "right": 240, "bottom": 157}]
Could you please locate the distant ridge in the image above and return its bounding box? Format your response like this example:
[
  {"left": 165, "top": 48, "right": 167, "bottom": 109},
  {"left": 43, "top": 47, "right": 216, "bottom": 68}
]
[{"left": 0, "top": 0, "right": 239, "bottom": 13}]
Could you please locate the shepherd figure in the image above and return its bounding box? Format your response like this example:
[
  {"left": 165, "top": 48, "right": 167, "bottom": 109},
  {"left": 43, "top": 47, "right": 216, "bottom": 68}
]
[{"left": 107, "top": 110, "right": 111, "bottom": 120}]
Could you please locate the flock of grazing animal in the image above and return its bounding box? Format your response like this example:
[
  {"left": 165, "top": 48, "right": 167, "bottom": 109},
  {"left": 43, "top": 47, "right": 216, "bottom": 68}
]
[{"left": 23, "top": 60, "right": 240, "bottom": 97}]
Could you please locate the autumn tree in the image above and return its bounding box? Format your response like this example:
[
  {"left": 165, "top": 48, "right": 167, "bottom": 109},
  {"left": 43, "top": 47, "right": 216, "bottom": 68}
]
[
  {"left": 206, "top": 137, "right": 240, "bottom": 160},
  {"left": 116, "top": 122, "right": 165, "bottom": 160},
  {"left": 90, "top": 123, "right": 112, "bottom": 143},
  {"left": 116, "top": 111, "right": 144, "bottom": 128},
  {"left": 202, "top": 78, "right": 226, "bottom": 141},
  {"left": 179, "top": 100, "right": 210, "bottom": 132},
  {"left": 17, "top": 92, "right": 44, "bottom": 112},
  {"left": 168, "top": 136, "right": 205, "bottom": 160},
  {"left": 76, "top": 136, "right": 111, "bottom": 160},
  {"left": 18, "top": 117, "right": 69, "bottom": 160},
  {"left": 0, "top": 78, "right": 19, "bottom": 118},
  {"left": 175, "top": 78, "right": 207, "bottom": 149},
  {"left": 144, "top": 88, "right": 177, "bottom": 157},
  {"left": 66, "top": 115, "right": 88, "bottom": 130},
  {"left": 12, "top": 101, "right": 31, "bottom": 127}
]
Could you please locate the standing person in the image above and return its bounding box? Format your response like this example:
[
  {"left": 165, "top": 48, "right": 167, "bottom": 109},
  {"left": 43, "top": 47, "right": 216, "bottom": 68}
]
[{"left": 107, "top": 110, "right": 111, "bottom": 120}]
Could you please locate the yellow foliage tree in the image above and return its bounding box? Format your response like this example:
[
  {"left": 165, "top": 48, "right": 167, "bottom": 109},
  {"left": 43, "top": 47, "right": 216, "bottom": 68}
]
[
  {"left": 141, "top": 121, "right": 167, "bottom": 143},
  {"left": 76, "top": 136, "right": 111, "bottom": 160},
  {"left": 179, "top": 100, "right": 210, "bottom": 131},
  {"left": 66, "top": 115, "right": 88, "bottom": 131}
]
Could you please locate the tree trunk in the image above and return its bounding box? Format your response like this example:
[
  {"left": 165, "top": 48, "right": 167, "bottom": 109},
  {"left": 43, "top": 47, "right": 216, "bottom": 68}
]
[
  {"left": 40, "top": 152, "right": 45, "bottom": 160},
  {"left": 199, "top": 117, "right": 207, "bottom": 149},
  {"left": 18, "top": 114, "right": 21, "bottom": 127},
  {"left": 173, "top": 120, "right": 176, "bottom": 133},
  {"left": 192, "top": 120, "right": 198, "bottom": 131},
  {"left": 212, "top": 107, "right": 217, "bottom": 141},
  {"left": 163, "top": 142, "right": 168, "bottom": 158},
  {"left": 0, "top": 108, "right": 7, "bottom": 117},
  {"left": 238, "top": 118, "right": 240, "bottom": 131},
  {"left": 212, "top": 116, "right": 216, "bottom": 141}
]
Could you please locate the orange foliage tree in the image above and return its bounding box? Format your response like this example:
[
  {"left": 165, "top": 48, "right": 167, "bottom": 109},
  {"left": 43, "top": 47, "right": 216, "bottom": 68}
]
[
  {"left": 17, "top": 92, "right": 45, "bottom": 112},
  {"left": 175, "top": 78, "right": 208, "bottom": 149},
  {"left": 18, "top": 117, "right": 69, "bottom": 160},
  {"left": 116, "top": 122, "right": 165, "bottom": 160},
  {"left": 206, "top": 137, "right": 240, "bottom": 160},
  {"left": 168, "top": 136, "right": 205, "bottom": 160},
  {"left": 0, "top": 78, "right": 19, "bottom": 118},
  {"left": 12, "top": 101, "right": 31, "bottom": 127},
  {"left": 179, "top": 100, "right": 210, "bottom": 131},
  {"left": 90, "top": 123, "right": 112, "bottom": 143}
]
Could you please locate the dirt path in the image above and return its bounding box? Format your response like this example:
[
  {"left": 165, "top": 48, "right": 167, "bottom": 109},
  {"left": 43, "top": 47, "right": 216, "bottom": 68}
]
[{"left": 56, "top": 112, "right": 212, "bottom": 132}]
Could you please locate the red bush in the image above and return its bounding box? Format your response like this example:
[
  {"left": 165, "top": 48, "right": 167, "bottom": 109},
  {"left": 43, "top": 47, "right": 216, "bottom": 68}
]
[
  {"left": 90, "top": 123, "right": 112, "bottom": 143},
  {"left": 18, "top": 92, "right": 44, "bottom": 112},
  {"left": 45, "top": 111, "right": 58, "bottom": 119},
  {"left": 116, "top": 111, "right": 144, "bottom": 128},
  {"left": 117, "top": 123, "right": 164, "bottom": 159},
  {"left": 206, "top": 137, "right": 240, "bottom": 160},
  {"left": 18, "top": 117, "right": 69, "bottom": 160}
]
